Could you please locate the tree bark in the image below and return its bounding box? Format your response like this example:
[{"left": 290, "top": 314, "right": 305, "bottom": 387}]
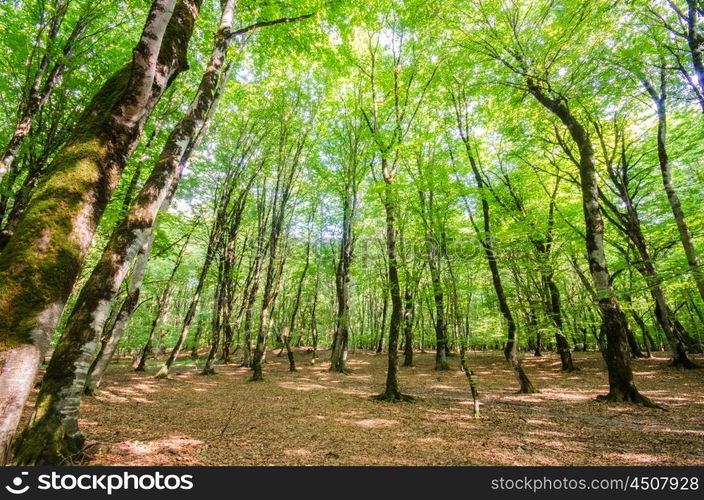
[
  {"left": 374, "top": 178, "right": 408, "bottom": 401},
  {"left": 642, "top": 76, "right": 704, "bottom": 303},
  {"left": 428, "top": 236, "right": 448, "bottom": 370},
  {"left": 401, "top": 288, "right": 415, "bottom": 367},
  {"left": 1, "top": 0, "right": 200, "bottom": 465},
  {"left": 157, "top": 222, "right": 220, "bottom": 379},
  {"left": 466, "top": 142, "right": 536, "bottom": 393},
  {"left": 84, "top": 231, "right": 155, "bottom": 395},
  {"left": 525, "top": 79, "right": 655, "bottom": 406},
  {"left": 330, "top": 189, "right": 355, "bottom": 373}
]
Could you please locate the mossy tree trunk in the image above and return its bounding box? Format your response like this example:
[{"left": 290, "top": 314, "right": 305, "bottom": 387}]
[
  {"left": 1, "top": 0, "right": 201, "bottom": 465},
  {"left": 525, "top": 78, "right": 656, "bottom": 406}
]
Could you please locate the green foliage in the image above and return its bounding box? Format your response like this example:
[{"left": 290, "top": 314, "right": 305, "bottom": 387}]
[{"left": 4, "top": 0, "right": 704, "bottom": 357}]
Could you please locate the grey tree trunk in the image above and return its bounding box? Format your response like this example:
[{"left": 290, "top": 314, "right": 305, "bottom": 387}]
[{"left": 642, "top": 76, "right": 704, "bottom": 303}]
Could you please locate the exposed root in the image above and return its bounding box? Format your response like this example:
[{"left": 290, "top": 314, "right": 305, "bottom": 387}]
[
  {"left": 329, "top": 367, "right": 352, "bottom": 375},
  {"left": 669, "top": 357, "right": 701, "bottom": 370},
  {"left": 596, "top": 391, "right": 665, "bottom": 410},
  {"left": 372, "top": 392, "right": 415, "bottom": 403},
  {"left": 562, "top": 365, "right": 581, "bottom": 372}
]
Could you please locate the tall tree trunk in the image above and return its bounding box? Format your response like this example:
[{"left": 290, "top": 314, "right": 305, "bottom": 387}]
[
  {"left": 241, "top": 206, "right": 269, "bottom": 368},
  {"left": 525, "top": 79, "right": 655, "bottom": 406},
  {"left": 540, "top": 184, "right": 576, "bottom": 370},
  {"left": 375, "top": 178, "right": 408, "bottom": 401},
  {"left": 642, "top": 76, "right": 704, "bottom": 303},
  {"left": 133, "top": 224, "right": 190, "bottom": 372},
  {"left": 544, "top": 273, "right": 576, "bottom": 370},
  {"left": 202, "top": 257, "right": 226, "bottom": 375},
  {"left": 309, "top": 258, "right": 320, "bottom": 364},
  {"left": 156, "top": 226, "right": 220, "bottom": 379},
  {"left": 251, "top": 249, "right": 287, "bottom": 381},
  {"left": 331, "top": 194, "right": 354, "bottom": 373},
  {"left": 283, "top": 233, "right": 311, "bottom": 372},
  {"left": 0, "top": 167, "right": 44, "bottom": 250},
  {"left": 1, "top": 0, "right": 200, "bottom": 465},
  {"left": 597, "top": 125, "right": 696, "bottom": 368},
  {"left": 401, "top": 288, "right": 415, "bottom": 367},
  {"left": 465, "top": 142, "right": 536, "bottom": 393},
  {"left": 428, "top": 237, "right": 448, "bottom": 370},
  {"left": 251, "top": 142, "right": 301, "bottom": 381},
  {"left": 377, "top": 289, "right": 388, "bottom": 353}
]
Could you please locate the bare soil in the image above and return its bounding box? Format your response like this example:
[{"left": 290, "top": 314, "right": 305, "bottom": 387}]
[{"left": 26, "top": 349, "right": 704, "bottom": 465}]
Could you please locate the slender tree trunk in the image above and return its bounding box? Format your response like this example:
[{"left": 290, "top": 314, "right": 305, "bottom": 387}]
[
  {"left": 377, "top": 290, "right": 388, "bottom": 353},
  {"left": 202, "top": 257, "right": 226, "bottom": 375},
  {"left": 251, "top": 250, "right": 287, "bottom": 381},
  {"left": 0, "top": 1, "right": 86, "bottom": 184},
  {"left": 629, "top": 308, "right": 652, "bottom": 357},
  {"left": 84, "top": 232, "right": 155, "bottom": 395},
  {"left": 133, "top": 226, "right": 190, "bottom": 372},
  {"left": 310, "top": 260, "right": 320, "bottom": 364},
  {"left": 643, "top": 77, "right": 704, "bottom": 303},
  {"left": 375, "top": 179, "right": 408, "bottom": 401},
  {"left": 429, "top": 241, "right": 448, "bottom": 370},
  {"left": 0, "top": 167, "right": 43, "bottom": 250},
  {"left": 465, "top": 142, "right": 536, "bottom": 393},
  {"left": 331, "top": 195, "right": 354, "bottom": 372},
  {"left": 600, "top": 135, "right": 696, "bottom": 367},
  {"left": 401, "top": 286, "right": 415, "bottom": 367},
  {"left": 156, "top": 228, "right": 219, "bottom": 379},
  {"left": 242, "top": 226, "right": 267, "bottom": 367},
  {"left": 459, "top": 345, "right": 480, "bottom": 417},
  {"left": 190, "top": 317, "right": 205, "bottom": 359},
  {"left": 282, "top": 230, "right": 311, "bottom": 372},
  {"left": 544, "top": 273, "right": 576, "bottom": 370}
]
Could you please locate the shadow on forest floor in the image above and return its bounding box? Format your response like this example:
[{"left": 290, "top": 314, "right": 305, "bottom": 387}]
[{"left": 24, "top": 349, "right": 704, "bottom": 465}]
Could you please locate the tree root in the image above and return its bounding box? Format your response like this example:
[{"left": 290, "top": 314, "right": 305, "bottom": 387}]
[
  {"left": 669, "top": 357, "right": 701, "bottom": 370},
  {"left": 329, "top": 367, "right": 352, "bottom": 375},
  {"left": 372, "top": 392, "right": 415, "bottom": 403},
  {"left": 596, "top": 391, "right": 665, "bottom": 410},
  {"left": 12, "top": 427, "right": 85, "bottom": 466}
]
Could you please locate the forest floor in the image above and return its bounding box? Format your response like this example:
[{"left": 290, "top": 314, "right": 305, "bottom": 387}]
[{"left": 26, "top": 349, "right": 704, "bottom": 465}]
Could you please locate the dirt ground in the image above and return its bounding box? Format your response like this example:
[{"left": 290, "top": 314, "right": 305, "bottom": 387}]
[{"left": 28, "top": 349, "right": 704, "bottom": 466}]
